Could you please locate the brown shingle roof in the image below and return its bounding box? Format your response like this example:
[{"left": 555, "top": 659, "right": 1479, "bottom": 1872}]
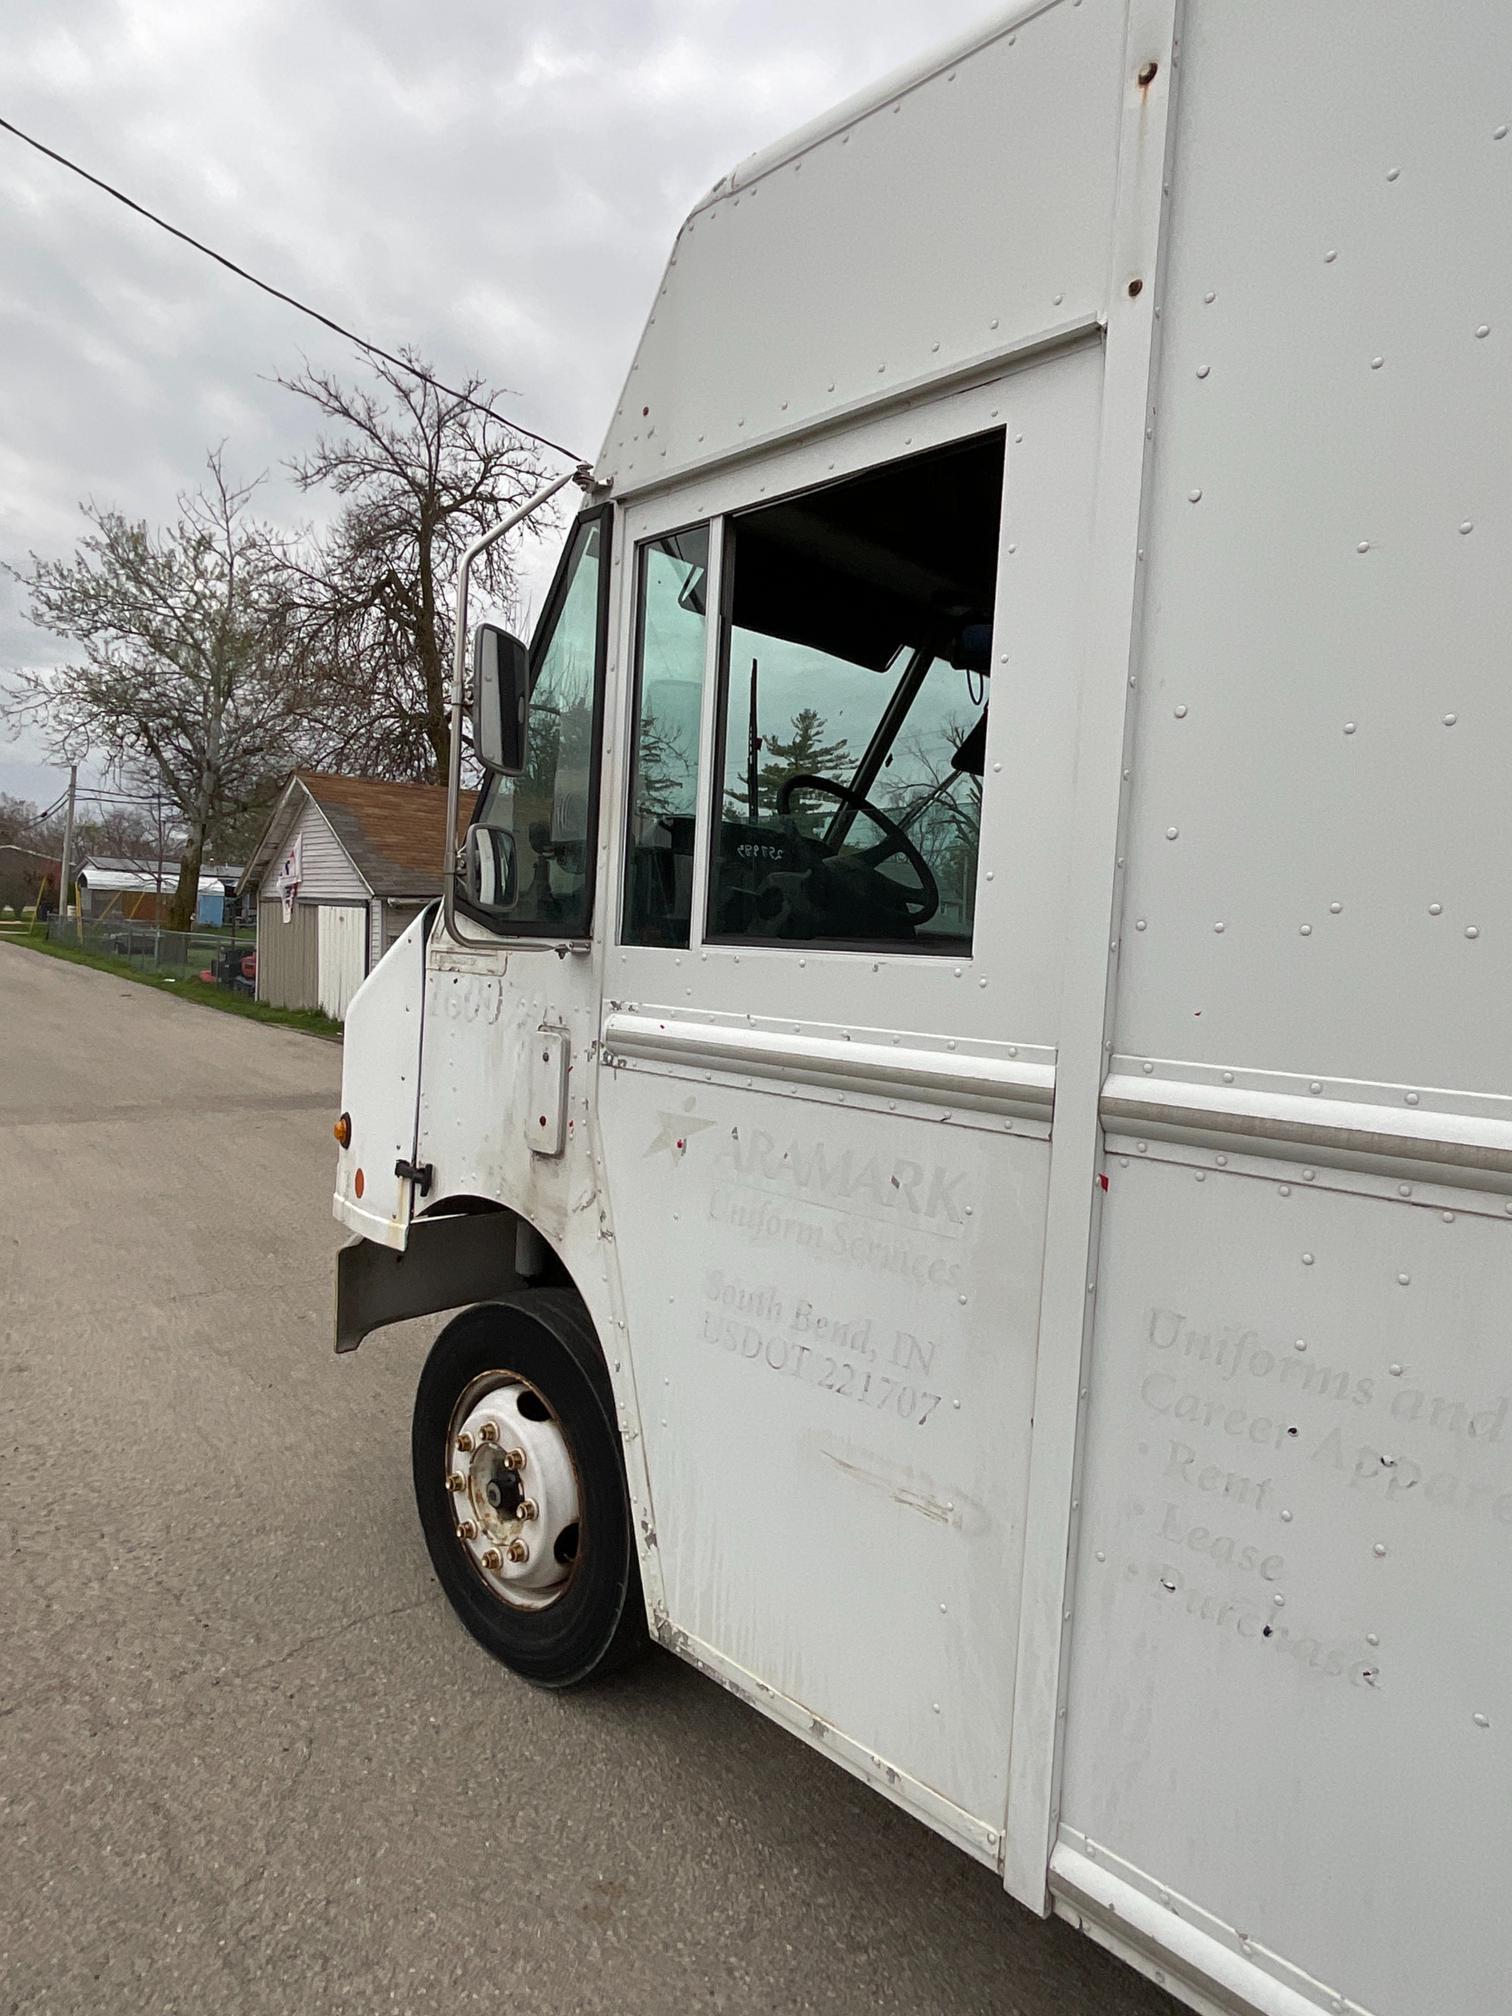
[{"left": 296, "top": 770, "right": 460, "bottom": 897}]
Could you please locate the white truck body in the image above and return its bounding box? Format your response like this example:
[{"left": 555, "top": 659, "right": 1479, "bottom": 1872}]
[{"left": 334, "top": 5, "right": 1512, "bottom": 2012}]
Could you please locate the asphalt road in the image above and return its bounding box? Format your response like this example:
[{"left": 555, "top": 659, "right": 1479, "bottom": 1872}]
[{"left": 0, "top": 947, "right": 1176, "bottom": 2016}]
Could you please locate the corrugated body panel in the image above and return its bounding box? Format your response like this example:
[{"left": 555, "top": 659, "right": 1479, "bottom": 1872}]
[
  {"left": 597, "top": 0, "right": 1125, "bottom": 495},
  {"left": 1065, "top": 1155, "right": 1512, "bottom": 2016},
  {"left": 256, "top": 898, "right": 318, "bottom": 1010},
  {"left": 317, "top": 903, "right": 368, "bottom": 1021},
  {"left": 1060, "top": 7, "right": 1512, "bottom": 2015},
  {"left": 1114, "top": 0, "right": 1512, "bottom": 1098}
]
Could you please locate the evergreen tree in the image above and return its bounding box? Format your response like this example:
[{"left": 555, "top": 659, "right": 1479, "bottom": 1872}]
[{"left": 751, "top": 707, "right": 852, "bottom": 816}]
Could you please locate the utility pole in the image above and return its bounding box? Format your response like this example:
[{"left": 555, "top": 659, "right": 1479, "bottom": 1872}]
[{"left": 57, "top": 764, "right": 77, "bottom": 936}]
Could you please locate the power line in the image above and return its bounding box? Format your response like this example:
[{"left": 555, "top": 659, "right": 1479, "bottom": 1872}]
[
  {"left": 0, "top": 112, "right": 586, "bottom": 465},
  {"left": 6, "top": 789, "right": 69, "bottom": 832}
]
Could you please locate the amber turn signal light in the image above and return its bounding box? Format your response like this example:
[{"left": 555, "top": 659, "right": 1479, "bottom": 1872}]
[{"left": 333, "top": 1112, "right": 352, "bottom": 1148}]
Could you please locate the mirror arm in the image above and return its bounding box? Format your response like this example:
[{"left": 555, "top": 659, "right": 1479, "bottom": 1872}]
[{"left": 442, "top": 463, "right": 592, "bottom": 949}]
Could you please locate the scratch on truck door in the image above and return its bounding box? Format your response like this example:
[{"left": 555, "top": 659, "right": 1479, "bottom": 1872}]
[{"left": 821, "top": 1444, "right": 974, "bottom": 1530}]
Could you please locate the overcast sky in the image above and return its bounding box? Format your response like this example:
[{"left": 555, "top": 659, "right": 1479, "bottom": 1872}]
[{"left": 0, "top": 0, "right": 995, "bottom": 806}]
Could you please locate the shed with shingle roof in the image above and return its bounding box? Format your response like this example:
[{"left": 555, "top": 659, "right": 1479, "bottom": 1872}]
[{"left": 240, "top": 771, "right": 456, "bottom": 1019}]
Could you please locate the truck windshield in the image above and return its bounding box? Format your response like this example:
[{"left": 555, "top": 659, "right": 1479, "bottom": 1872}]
[{"left": 475, "top": 510, "right": 608, "bottom": 936}]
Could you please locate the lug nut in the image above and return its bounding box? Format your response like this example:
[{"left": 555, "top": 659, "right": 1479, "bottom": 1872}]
[
  {"left": 481, "top": 1547, "right": 502, "bottom": 1571},
  {"left": 504, "top": 1447, "right": 526, "bottom": 1471},
  {"left": 479, "top": 1421, "right": 500, "bottom": 1444},
  {"left": 505, "top": 1538, "right": 529, "bottom": 1564},
  {"left": 457, "top": 1520, "right": 478, "bottom": 1541},
  {"left": 447, "top": 1472, "right": 465, "bottom": 1494},
  {"left": 456, "top": 1432, "right": 474, "bottom": 1453},
  {"left": 518, "top": 1498, "right": 538, "bottom": 1522}
]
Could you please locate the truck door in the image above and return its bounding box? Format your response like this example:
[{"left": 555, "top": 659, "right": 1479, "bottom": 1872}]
[
  {"left": 596, "top": 357, "right": 1101, "bottom": 1858},
  {"left": 407, "top": 507, "right": 615, "bottom": 1252}
]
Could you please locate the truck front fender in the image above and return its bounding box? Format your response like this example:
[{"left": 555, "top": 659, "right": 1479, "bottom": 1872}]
[{"left": 335, "top": 1210, "right": 532, "bottom": 1354}]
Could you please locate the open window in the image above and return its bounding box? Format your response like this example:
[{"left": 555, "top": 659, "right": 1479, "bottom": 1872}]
[
  {"left": 707, "top": 431, "right": 1003, "bottom": 953},
  {"left": 468, "top": 505, "right": 612, "bottom": 938}
]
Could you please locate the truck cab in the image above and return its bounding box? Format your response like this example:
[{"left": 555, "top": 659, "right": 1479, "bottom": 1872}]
[{"left": 331, "top": 7, "right": 1512, "bottom": 2015}]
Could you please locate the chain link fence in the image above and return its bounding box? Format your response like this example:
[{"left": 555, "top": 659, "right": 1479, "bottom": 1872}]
[{"left": 45, "top": 915, "right": 256, "bottom": 992}]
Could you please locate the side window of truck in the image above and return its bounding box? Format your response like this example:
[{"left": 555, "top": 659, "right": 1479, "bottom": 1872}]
[
  {"left": 623, "top": 523, "right": 711, "bottom": 947},
  {"left": 707, "top": 431, "right": 1003, "bottom": 953},
  {"left": 476, "top": 508, "right": 610, "bottom": 937}
]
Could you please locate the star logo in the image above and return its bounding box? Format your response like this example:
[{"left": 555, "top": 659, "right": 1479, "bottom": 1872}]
[{"left": 644, "top": 1098, "right": 717, "bottom": 1161}]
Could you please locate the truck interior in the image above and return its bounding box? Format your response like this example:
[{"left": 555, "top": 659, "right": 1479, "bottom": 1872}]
[{"left": 625, "top": 427, "right": 1006, "bottom": 952}]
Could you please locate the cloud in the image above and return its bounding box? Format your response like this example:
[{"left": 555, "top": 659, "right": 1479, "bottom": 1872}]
[{"left": 0, "top": 0, "right": 996, "bottom": 787}]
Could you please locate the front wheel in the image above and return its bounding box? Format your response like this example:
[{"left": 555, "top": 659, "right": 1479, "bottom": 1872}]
[{"left": 412, "top": 1290, "right": 648, "bottom": 1687}]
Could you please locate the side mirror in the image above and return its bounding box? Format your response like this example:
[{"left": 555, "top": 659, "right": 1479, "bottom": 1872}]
[
  {"left": 461, "top": 824, "right": 518, "bottom": 911},
  {"left": 472, "top": 622, "right": 530, "bottom": 775}
]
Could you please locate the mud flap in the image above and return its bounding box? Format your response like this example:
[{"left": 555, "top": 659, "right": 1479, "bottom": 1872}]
[{"left": 335, "top": 1214, "right": 527, "bottom": 1353}]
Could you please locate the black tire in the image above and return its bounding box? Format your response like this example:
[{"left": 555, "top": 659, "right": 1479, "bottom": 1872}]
[{"left": 411, "top": 1289, "right": 649, "bottom": 1688}]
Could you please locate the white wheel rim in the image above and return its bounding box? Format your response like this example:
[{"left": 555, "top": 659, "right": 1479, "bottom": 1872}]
[{"left": 446, "top": 1373, "right": 581, "bottom": 1611}]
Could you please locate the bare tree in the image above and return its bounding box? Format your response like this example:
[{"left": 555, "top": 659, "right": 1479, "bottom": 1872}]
[
  {"left": 80, "top": 800, "right": 170, "bottom": 867},
  {"left": 3, "top": 452, "right": 303, "bottom": 929},
  {"left": 277, "top": 350, "right": 554, "bottom": 782}
]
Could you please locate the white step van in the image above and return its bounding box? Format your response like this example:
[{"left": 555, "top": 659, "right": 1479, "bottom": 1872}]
[{"left": 330, "top": 6, "right": 1512, "bottom": 2012}]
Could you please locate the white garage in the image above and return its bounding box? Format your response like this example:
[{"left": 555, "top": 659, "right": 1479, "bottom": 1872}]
[{"left": 240, "top": 770, "right": 453, "bottom": 1021}]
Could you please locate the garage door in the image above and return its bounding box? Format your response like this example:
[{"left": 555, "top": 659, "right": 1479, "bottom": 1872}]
[{"left": 317, "top": 904, "right": 369, "bottom": 1020}]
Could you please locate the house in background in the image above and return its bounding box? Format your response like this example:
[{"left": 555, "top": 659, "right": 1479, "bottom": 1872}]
[
  {"left": 76, "top": 857, "right": 227, "bottom": 925},
  {"left": 239, "top": 772, "right": 454, "bottom": 1021}
]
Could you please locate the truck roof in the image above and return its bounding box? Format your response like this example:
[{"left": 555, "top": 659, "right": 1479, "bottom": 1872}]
[{"left": 597, "top": 0, "right": 1126, "bottom": 501}]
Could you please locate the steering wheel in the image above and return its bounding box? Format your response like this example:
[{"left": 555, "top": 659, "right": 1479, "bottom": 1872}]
[{"left": 775, "top": 773, "right": 940, "bottom": 927}]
